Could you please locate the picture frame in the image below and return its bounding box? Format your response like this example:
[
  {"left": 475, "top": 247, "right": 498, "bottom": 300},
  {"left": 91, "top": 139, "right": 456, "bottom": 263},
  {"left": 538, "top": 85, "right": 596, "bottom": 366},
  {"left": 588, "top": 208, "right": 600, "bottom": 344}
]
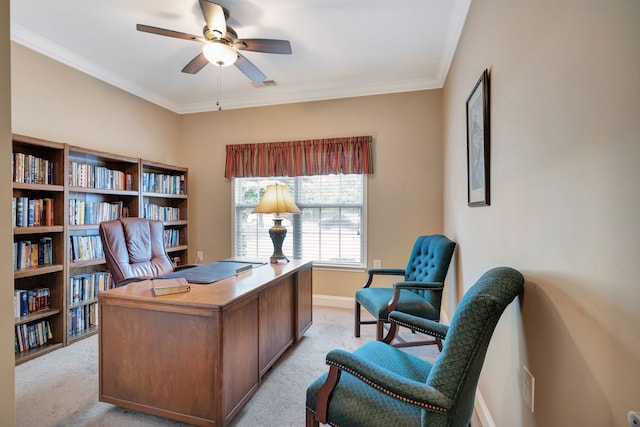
[{"left": 466, "top": 69, "right": 490, "bottom": 206}]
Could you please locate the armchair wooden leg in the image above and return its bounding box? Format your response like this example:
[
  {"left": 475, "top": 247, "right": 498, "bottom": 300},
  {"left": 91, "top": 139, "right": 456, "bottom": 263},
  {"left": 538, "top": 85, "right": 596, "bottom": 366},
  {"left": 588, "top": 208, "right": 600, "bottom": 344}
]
[
  {"left": 376, "top": 320, "right": 384, "bottom": 341},
  {"left": 306, "top": 408, "right": 320, "bottom": 426},
  {"left": 382, "top": 322, "right": 398, "bottom": 344}
]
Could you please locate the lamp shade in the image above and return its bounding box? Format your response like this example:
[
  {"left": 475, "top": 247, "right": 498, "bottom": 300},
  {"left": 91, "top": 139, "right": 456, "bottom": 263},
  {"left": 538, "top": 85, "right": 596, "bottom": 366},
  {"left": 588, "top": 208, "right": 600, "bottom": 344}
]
[
  {"left": 202, "top": 41, "right": 238, "bottom": 66},
  {"left": 252, "top": 184, "right": 301, "bottom": 216}
]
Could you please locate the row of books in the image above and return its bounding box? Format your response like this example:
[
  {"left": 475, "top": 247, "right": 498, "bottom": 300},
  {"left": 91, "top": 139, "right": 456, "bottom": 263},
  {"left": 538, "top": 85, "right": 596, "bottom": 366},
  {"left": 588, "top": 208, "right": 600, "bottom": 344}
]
[
  {"left": 68, "top": 304, "right": 97, "bottom": 336},
  {"left": 15, "top": 320, "right": 53, "bottom": 353},
  {"left": 12, "top": 152, "right": 54, "bottom": 185},
  {"left": 14, "top": 288, "right": 51, "bottom": 318},
  {"left": 13, "top": 238, "right": 53, "bottom": 271},
  {"left": 69, "top": 235, "right": 104, "bottom": 262},
  {"left": 143, "top": 203, "right": 181, "bottom": 222},
  {"left": 69, "top": 271, "right": 112, "bottom": 305},
  {"left": 12, "top": 197, "right": 56, "bottom": 228},
  {"left": 69, "top": 199, "right": 129, "bottom": 225},
  {"left": 164, "top": 229, "right": 181, "bottom": 248},
  {"left": 142, "top": 172, "right": 185, "bottom": 194},
  {"left": 69, "top": 161, "right": 133, "bottom": 191}
]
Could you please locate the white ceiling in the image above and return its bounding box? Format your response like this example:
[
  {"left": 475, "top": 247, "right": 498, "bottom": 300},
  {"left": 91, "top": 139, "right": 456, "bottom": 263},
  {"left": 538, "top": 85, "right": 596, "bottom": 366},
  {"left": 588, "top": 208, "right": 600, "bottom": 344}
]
[{"left": 10, "top": 0, "right": 470, "bottom": 114}]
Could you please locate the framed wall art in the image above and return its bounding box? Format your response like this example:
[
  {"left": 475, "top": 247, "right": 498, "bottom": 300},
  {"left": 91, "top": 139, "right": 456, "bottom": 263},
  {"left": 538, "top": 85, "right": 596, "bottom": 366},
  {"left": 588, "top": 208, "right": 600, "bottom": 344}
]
[{"left": 466, "top": 69, "right": 490, "bottom": 206}]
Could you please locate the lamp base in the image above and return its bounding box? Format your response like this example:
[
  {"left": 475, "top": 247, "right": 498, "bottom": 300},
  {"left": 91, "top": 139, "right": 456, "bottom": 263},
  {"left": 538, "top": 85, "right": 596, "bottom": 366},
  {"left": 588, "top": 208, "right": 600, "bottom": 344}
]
[
  {"left": 270, "top": 255, "right": 290, "bottom": 264},
  {"left": 269, "top": 218, "right": 290, "bottom": 263}
]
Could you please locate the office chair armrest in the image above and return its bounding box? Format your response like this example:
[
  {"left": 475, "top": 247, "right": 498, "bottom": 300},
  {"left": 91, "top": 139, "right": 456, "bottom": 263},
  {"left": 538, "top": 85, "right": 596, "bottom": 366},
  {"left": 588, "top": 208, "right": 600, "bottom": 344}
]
[
  {"left": 388, "top": 311, "right": 449, "bottom": 341},
  {"left": 315, "top": 346, "right": 451, "bottom": 421},
  {"left": 114, "top": 276, "right": 153, "bottom": 287},
  {"left": 392, "top": 280, "right": 444, "bottom": 291},
  {"left": 362, "top": 268, "right": 405, "bottom": 288}
]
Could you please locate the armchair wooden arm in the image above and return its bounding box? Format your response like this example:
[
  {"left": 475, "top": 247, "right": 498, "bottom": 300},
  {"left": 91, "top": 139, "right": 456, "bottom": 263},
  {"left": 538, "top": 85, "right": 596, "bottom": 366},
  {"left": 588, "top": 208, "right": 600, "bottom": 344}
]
[
  {"left": 361, "top": 267, "right": 406, "bottom": 288},
  {"left": 381, "top": 281, "right": 445, "bottom": 345}
]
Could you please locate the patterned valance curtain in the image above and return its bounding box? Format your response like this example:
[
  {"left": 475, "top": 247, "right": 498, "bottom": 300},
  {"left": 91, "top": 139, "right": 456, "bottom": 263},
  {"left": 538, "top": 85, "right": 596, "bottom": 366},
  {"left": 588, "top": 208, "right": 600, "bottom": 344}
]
[{"left": 224, "top": 135, "right": 373, "bottom": 178}]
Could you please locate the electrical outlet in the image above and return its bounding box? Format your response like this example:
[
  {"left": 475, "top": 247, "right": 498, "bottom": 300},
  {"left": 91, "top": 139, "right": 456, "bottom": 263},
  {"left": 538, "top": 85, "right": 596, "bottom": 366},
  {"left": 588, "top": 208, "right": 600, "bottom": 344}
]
[
  {"left": 373, "top": 259, "right": 381, "bottom": 269},
  {"left": 195, "top": 251, "right": 203, "bottom": 264},
  {"left": 629, "top": 411, "right": 640, "bottom": 427},
  {"left": 522, "top": 366, "right": 535, "bottom": 413}
]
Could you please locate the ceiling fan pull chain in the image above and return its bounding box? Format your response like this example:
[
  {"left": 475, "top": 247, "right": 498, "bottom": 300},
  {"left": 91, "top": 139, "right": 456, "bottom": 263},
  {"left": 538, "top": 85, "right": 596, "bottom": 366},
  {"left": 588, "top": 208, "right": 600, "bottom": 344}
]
[{"left": 217, "top": 63, "right": 223, "bottom": 111}]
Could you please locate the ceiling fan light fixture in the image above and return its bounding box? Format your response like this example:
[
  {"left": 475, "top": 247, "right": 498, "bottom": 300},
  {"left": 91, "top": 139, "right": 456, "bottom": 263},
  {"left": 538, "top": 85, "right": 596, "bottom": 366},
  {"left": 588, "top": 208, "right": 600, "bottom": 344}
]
[{"left": 203, "top": 42, "right": 237, "bottom": 66}]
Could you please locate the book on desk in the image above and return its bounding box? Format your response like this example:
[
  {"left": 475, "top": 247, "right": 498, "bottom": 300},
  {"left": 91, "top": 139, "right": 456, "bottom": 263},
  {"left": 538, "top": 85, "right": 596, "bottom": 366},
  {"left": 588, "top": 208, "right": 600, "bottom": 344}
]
[{"left": 151, "top": 277, "right": 190, "bottom": 296}]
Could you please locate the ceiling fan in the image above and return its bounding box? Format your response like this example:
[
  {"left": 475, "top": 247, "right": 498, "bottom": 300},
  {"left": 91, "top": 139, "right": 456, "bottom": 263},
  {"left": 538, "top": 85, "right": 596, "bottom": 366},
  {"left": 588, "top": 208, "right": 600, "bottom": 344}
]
[{"left": 136, "top": 0, "right": 292, "bottom": 83}]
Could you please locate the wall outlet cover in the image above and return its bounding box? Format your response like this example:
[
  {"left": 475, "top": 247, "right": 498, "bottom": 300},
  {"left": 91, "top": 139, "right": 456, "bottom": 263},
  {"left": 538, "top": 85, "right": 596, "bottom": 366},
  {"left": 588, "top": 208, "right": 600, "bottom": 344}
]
[{"left": 522, "top": 366, "right": 535, "bottom": 413}]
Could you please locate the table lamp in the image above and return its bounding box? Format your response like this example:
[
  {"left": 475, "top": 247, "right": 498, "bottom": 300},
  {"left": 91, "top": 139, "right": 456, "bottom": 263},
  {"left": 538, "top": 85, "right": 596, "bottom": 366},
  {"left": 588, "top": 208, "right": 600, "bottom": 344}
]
[{"left": 252, "top": 183, "right": 301, "bottom": 263}]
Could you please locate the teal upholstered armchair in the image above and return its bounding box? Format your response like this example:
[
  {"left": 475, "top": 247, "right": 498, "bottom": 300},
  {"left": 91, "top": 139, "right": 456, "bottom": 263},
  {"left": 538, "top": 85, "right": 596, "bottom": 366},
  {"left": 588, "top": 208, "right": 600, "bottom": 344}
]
[
  {"left": 307, "top": 267, "right": 524, "bottom": 427},
  {"left": 355, "top": 234, "right": 456, "bottom": 348}
]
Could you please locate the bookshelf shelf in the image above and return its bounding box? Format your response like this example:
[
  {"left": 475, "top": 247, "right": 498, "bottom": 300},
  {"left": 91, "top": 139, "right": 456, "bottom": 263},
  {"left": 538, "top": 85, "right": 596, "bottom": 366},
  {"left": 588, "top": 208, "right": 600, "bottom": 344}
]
[
  {"left": 15, "top": 342, "right": 65, "bottom": 365},
  {"left": 14, "top": 264, "right": 64, "bottom": 279},
  {"left": 68, "top": 326, "right": 98, "bottom": 344},
  {"left": 163, "top": 220, "right": 188, "bottom": 227},
  {"left": 69, "top": 258, "right": 106, "bottom": 268},
  {"left": 142, "top": 192, "right": 188, "bottom": 199},
  {"left": 14, "top": 308, "right": 62, "bottom": 325},
  {"left": 13, "top": 182, "right": 64, "bottom": 192},
  {"left": 68, "top": 297, "right": 98, "bottom": 309},
  {"left": 68, "top": 224, "right": 99, "bottom": 232},
  {"left": 11, "top": 134, "right": 188, "bottom": 364},
  {"left": 14, "top": 226, "right": 65, "bottom": 235},
  {"left": 70, "top": 187, "right": 139, "bottom": 197}
]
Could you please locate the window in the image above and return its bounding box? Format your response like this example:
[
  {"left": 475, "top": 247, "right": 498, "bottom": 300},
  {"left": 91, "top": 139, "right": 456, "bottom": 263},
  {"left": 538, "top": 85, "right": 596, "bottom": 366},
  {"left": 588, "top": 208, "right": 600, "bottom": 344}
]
[{"left": 233, "top": 175, "right": 366, "bottom": 268}]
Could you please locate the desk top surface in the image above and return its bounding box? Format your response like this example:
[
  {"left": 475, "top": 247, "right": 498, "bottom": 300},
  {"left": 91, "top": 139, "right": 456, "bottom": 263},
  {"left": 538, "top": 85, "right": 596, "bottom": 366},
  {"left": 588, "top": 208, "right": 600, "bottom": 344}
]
[{"left": 98, "top": 258, "right": 312, "bottom": 310}]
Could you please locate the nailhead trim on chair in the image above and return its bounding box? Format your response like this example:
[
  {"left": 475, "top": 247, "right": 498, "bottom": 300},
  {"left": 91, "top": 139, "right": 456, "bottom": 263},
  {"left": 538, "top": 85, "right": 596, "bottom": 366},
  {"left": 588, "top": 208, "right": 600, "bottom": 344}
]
[
  {"left": 325, "top": 360, "right": 449, "bottom": 414},
  {"left": 390, "top": 319, "right": 447, "bottom": 339}
]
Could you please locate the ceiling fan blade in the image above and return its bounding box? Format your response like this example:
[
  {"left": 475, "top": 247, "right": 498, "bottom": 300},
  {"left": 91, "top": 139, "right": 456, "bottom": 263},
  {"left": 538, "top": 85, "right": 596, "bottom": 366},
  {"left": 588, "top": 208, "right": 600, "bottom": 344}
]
[
  {"left": 136, "top": 24, "right": 206, "bottom": 42},
  {"left": 182, "top": 52, "right": 209, "bottom": 74},
  {"left": 199, "top": 0, "right": 226, "bottom": 38},
  {"left": 235, "top": 39, "right": 292, "bottom": 54},
  {"left": 234, "top": 53, "right": 267, "bottom": 83}
]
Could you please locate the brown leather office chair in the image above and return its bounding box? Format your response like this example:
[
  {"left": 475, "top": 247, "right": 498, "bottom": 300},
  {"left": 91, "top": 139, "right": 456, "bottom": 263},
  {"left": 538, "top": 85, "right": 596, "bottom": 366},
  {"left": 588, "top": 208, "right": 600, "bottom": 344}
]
[{"left": 99, "top": 217, "right": 189, "bottom": 287}]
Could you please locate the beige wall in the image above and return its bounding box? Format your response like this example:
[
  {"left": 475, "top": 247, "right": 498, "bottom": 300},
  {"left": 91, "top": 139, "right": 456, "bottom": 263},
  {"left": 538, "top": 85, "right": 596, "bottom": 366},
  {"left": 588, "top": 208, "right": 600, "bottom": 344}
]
[
  {"left": 11, "top": 43, "right": 180, "bottom": 163},
  {"left": 443, "top": 0, "right": 640, "bottom": 426},
  {"left": 1, "top": 0, "right": 15, "bottom": 424},
  {"left": 179, "top": 91, "right": 445, "bottom": 296}
]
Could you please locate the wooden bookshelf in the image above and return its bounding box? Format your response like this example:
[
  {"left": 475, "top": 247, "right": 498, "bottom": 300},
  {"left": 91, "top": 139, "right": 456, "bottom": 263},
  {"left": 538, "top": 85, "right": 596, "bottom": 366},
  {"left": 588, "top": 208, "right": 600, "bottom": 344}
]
[
  {"left": 140, "top": 160, "right": 189, "bottom": 267},
  {"left": 12, "top": 135, "right": 66, "bottom": 365},
  {"left": 11, "top": 135, "right": 189, "bottom": 362},
  {"left": 66, "top": 145, "right": 140, "bottom": 345}
]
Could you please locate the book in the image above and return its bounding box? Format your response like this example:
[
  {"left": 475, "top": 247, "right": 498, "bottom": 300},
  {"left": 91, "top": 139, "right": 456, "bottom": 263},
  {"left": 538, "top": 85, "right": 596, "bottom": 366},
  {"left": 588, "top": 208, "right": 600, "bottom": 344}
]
[{"left": 151, "top": 277, "right": 190, "bottom": 296}]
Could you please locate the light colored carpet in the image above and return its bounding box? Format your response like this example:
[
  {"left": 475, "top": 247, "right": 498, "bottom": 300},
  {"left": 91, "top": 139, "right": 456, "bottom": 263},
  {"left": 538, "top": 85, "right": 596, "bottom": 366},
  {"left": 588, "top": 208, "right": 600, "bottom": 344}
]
[{"left": 15, "top": 305, "right": 481, "bottom": 427}]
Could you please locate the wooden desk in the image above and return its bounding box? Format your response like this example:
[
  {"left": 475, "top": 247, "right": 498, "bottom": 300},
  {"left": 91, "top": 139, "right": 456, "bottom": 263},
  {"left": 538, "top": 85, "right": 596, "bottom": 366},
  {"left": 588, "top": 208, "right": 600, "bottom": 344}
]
[{"left": 98, "top": 259, "right": 313, "bottom": 426}]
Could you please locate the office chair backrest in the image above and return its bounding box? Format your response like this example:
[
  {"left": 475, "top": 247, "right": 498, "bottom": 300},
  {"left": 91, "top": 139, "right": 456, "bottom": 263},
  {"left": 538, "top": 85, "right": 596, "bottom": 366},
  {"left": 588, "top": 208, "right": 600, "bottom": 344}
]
[
  {"left": 425, "top": 266, "right": 524, "bottom": 424},
  {"left": 404, "top": 234, "right": 456, "bottom": 309},
  {"left": 99, "top": 217, "right": 174, "bottom": 286}
]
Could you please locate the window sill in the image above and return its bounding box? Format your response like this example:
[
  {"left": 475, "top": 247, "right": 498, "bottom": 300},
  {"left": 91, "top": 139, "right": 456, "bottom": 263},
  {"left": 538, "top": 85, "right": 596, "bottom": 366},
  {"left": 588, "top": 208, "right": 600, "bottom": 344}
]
[{"left": 309, "top": 262, "right": 366, "bottom": 273}]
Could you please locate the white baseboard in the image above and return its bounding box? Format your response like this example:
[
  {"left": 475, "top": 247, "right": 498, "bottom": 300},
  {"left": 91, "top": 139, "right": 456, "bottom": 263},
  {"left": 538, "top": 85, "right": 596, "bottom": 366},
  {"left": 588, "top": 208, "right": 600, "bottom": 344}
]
[
  {"left": 312, "top": 294, "right": 496, "bottom": 426},
  {"left": 475, "top": 391, "right": 496, "bottom": 427}
]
